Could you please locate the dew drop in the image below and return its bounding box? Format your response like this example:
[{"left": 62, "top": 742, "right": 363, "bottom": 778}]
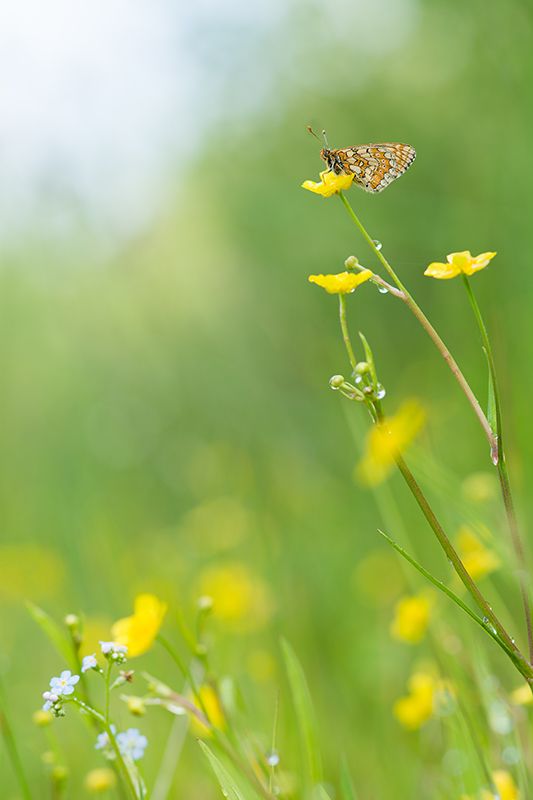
[
  {"left": 482, "top": 616, "right": 489, "bottom": 625},
  {"left": 378, "top": 285, "right": 389, "bottom": 294},
  {"left": 376, "top": 385, "right": 386, "bottom": 400},
  {"left": 373, "top": 239, "right": 383, "bottom": 251},
  {"left": 354, "top": 375, "right": 363, "bottom": 384},
  {"left": 266, "top": 750, "right": 280, "bottom": 767}
]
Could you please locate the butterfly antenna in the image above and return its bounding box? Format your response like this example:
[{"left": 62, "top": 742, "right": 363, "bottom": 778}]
[
  {"left": 306, "top": 125, "right": 321, "bottom": 142},
  {"left": 321, "top": 130, "right": 330, "bottom": 149}
]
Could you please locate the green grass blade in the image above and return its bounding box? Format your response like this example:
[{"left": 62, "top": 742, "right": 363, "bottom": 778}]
[
  {"left": 340, "top": 757, "right": 358, "bottom": 800},
  {"left": 198, "top": 741, "right": 250, "bottom": 800},
  {"left": 27, "top": 602, "right": 77, "bottom": 670},
  {"left": 0, "top": 678, "right": 33, "bottom": 800},
  {"left": 313, "top": 787, "right": 334, "bottom": 800},
  {"left": 281, "top": 638, "right": 323, "bottom": 786},
  {"left": 377, "top": 530, "right": 517, "bottom": 662},
  {"left": 358, "top": 332, "right": 378, "bottom": 387}
]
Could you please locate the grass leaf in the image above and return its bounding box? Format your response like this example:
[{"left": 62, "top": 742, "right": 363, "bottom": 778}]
[
  {"left": 281, "top": 638, "right": 323, "bottom": 787},
  {"left": 26, "top": 602, "right": 77, "bottom": 670},
  {"left": 198, "top": 741, "right": 252, "bottom": 800},
  {"left": 340, "top": 758, "right": 358, "bottom": 800}
]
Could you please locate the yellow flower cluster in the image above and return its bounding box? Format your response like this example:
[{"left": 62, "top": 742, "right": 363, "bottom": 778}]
[
  {"left": 390, "top": 592, "right": 433, "bottom": 644},
  {"left": 111, "top": 593, "right": 167, "bottom": 657},
  {"left": 302, "top": 169, "right": 354, "bottom": 197},
  {"left": 393, "top": 671, "right": 440, "bottom": 730},
  {"left": 357, "top": 400, "right": 426, "bottom": 486},
  {"left": 308, "top": 269, "right": 373, "bottom": 295},
  {"left": 424, "top": 250, "right": 496, "bottom": 280},
  {"left": 456, "top": 526, "right": 500, "bottom": 581}
]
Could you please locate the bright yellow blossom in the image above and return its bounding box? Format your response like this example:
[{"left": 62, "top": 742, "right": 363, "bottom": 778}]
[
  {"left": 111, "top": 593, "right": 167, "bottom": 657},
  {"left": 393, "top": 671, "right": 439, "bottom": 730},
  {"left": 357, "top": 400, "right": 426, "bottom": 486},
  {"left": 196, "top": 562, "right": 274, "bottom": 633},
  {"left": 390, "top": 592, "right": 433, "bottom": 644},
  {"left": 456, "top": 526, "right": 500, "bottom": 581},
  {"left": 472, "top": 771, "right": 521, "bottom": 800},
  {"left": 308, "top": 269, "right": 373, "bottom": 295},
  {"left": 85, "top": 767, "right": 117, "bottom": 793},
  {"left": 189, "top": 684, "right": 226, "bottom": 739},
  {"left": 510, "top": 683, "right": 533, "bottom": 706},
  {"left": 424, "top": 250, "right": 496, "bottom": 280},
  {"left": 302, "top": 169, "right": 355, "bottom": 197}
]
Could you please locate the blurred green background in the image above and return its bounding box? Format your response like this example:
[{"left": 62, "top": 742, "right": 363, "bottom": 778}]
[{"left": 2, "top": 0, "right": 533, "bottom": 796}]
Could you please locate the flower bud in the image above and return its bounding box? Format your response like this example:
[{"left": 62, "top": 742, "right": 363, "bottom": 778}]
[
  {"left": 52, "top": 765, "right": 69, "bottom": 786},
  {"left": 64, "top": 614, "right": 80, "bottom": 628},
  {"left": 354, "top": 361, "right": 370, "bottom": 376},
  {"left": 329, "top": 374, "right": 345, "bottom": 389},
  {"left": 85, "top": 767, "right": 117, "bottom": 793},
  {"left": 126, "top": 696, "right": 146, "bottom": 716},
  {"left": 197, "top": 595, "right": 214, "bottom": 612},
  {"left": 344, "top": 255, "right": 359, "bottom": 270}
]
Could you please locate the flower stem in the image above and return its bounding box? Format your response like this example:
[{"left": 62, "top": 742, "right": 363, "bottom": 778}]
[
  {"left": 339, "top": 294, "right": 357, "bottom": 370},
  {"left": 461, "top": 274, "right": 533, "bottom": 663},
  {"left": 0, "top": 679, "right": 33, "bottom": 800},
  {"left": 337, "top": 191, "right": 498, "bottom": 457}
]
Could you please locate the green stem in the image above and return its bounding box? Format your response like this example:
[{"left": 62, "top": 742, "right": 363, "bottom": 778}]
[
  {"left": 338, "top": 191, "right": 498, "bottom": 457},
  {"left": 339, "top": 294, "right": 357, "bottom": 370},
  {"left": 0, "top": 680, "right": 33, "bottom": 800},
  {"left": 394, "top": 453, "right": 533, "bottom": 683},
  {"left": 105, "top": 663, "right": 112, "bottom": 724},
  {"left": 462, "top": 274, "right": 533, "bottom": 663}
]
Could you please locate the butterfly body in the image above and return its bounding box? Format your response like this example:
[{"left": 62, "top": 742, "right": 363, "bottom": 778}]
[{"left": 320, "top": 143, "right": 416, "bottom": 193}]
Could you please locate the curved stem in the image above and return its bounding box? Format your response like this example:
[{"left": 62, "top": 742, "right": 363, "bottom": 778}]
[
  {"left": 338, "top": 294, "right": 357, "bottom": 370},
  {"left": 338, "top": 191, "right": 498, "bottom": 457},
  {"left": 462, "top": 274, "right": 533, "bottom": 663}
]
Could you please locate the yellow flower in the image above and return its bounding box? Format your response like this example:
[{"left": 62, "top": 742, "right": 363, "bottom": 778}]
[
  {"left": 111, "top": 593, "right": 167, "bottom": 657},
  {"left": 510, "top": 683, "right": 533, "bottom": 706},
  {"left": 456, "top": 526, "right": 500, "bottom": 581},
  {"left": 196, "top": 562, "right": 274, "bottom": 633},
  {"left": 189, "top": 685, "right": 226, "bottom": 739},
  {"left": 393, "top": 671, "right": 438, "bottom": 730},
  {"left": 85, "top": 768, "right": 117, "bottom": 793},
  {"left": 357, "top": 400, "right": 426, "bottom": 486},
  {"left": 308, "top": 269, "right": 373, "bottom": 295},
  {"left": 390, "top": 592, "right": 433, "bottom": 644},
  {"left": 475, "top": 771, "right": 520, "bottom": 800},
  {"left": 302, "top": 169, "right": 355, "bottom": 197},
  {"left": 33, "top": 709, "right": 53, "bottom": 727},
  {"left": 424, "top": 250, "right": 496, "bottom": 280}
]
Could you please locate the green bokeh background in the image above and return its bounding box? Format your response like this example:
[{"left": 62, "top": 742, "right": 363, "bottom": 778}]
[{"left": 2, "top": 0, "right": 533, "bottom": 796}]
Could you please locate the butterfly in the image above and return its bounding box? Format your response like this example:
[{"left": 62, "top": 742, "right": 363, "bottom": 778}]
[{"left": 308, "top": 128, "right": 416, "bottom": 193}]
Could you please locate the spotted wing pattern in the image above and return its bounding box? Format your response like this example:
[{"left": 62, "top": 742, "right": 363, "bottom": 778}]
[{"left": 335, "top": 143, "right": 416, "bottom": 193}]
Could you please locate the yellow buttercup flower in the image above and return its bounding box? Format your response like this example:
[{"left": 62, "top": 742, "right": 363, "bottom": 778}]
[
  {"left": 85, "top": 767, "right": 117, "bottom": 793},
  {"left": 390, "top": 592, "right": 433, "bottom": 644},
  {"left": 189, "top": 684, "right": 226, "bottom": 739},
  {"left": 424, "top": 250, "right": 496, "bottom": 280},
  {"left": 302, "top": 169, "right": 354, "bottom": 198},
  {"left": 393, "top": 671, "right": 438, "bottom": 730},
  {"left": 196, "top": 562, "right": 274, "bottom": 633},
  {"left": 510, "top": 683, "right": 533, "bottom": 706},
  {"left": 357, "top": 400, "right": 426, "bottom": 486},
  {"left": 456, "top": 526, "right": 500, "bottom": 581},
  {"left": 308, "top": 269, "right": 373, "bottom": 295},
  {"left": 111, "top": 593, "right": 167, "bottom": 657},
  {"left": 473, "top": 771, "right": 520, "bottom": 800}
]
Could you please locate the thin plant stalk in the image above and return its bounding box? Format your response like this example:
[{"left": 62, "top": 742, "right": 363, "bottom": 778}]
[
  {"left": 337, "top": 190, "right": 498, "bottom": 458},
  {"left": 0, "top": 680, "right": 33, "bottom": 800},
  {"left": 461, "top": 273, "right": 533, "bottom": 663},
  {"left": 335, "top": 299, "right": 533, "bottom": 685}
]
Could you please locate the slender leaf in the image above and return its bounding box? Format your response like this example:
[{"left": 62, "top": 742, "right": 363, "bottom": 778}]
[
  {"left": 483, "top": 346, "right": 498, "bottom": 437},
  {"left": 340, "top": 758, "right": 358, "bottom": 800},
  {"left": 26, "top": 602, "right": 77, "bottom": 670},
  {"left": 358, "top": 332, "right": 378, "bottom": 388},
  {"left": 313, "top": 787, "right": 334, "bottom": 800},
  {"left": 377, "top": 530, "right": 516, "bottom": 661},
  {"left": 281, "top": 639, "right": 323, "bottom": 786},
  {"left": 199, "top": 741, "right": 252, "bottom": 800}
]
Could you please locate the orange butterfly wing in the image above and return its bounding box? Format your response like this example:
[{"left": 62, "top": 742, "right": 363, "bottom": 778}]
[{"left": 335, "top": 143, "right": 416, "bottom": 193}]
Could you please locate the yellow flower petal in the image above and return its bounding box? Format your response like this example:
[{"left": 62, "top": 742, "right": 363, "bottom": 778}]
[
  {"left": 189, "top": 685, "right": 226, "bottom": 739},
  {"left": 425, "top": 250, "right": 497, "bottom": 280},
  {"left": 111, "top": 593, "right": 167, "bottom": 657},
  {"left": 456, "top": 525, "right": 500, "bottom": 581},
  {"left": 390, "top": 592, "right": 433, "bottom": 644},
  {"left": 308, "top": 269, "right": 373, "bottom": 295},
  {"left": 510, "top": 683, "right": 533, "bottom": 706},
  {"left": 357, "top": 399, "right": 426, "bottom": 486},
  {"left": 302, "top": 169, "right": 354, "bottom": 197}
]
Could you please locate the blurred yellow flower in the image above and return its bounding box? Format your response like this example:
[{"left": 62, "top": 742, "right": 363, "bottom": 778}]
[
  {"left": 357, "top": 400, "right": 426, "bottom": 486},
  {"left": 470, "top": 771, "right": 521, "bottom": 800},
  {"left": 510, "top": 683, "right": 533, "bottom": 706},
  {"left": 308, "top": 269, "right": 373, "bottom": 295},
  {"left": 196, "top": 562, "right": 274, "bottom": 633},
  {"left": 189, "top": 685, "right": 225, "bottom": 739},
  {"left": 394, "top": 671, "right": 438, "bottom": 730},
  {"left": 302, "top": 169, "right": 354, "bottom": 197},
  {"left": 33, "top": 709, "right": 53, "bottom": 727},
  {"left": 456, "top": 526, "right": 500, "bottom": 581},
  {"left": 424, "top": 250, "right": 496, "bottom": 280},
  {"left": 111, "top": 593, "right": 167, "bottom": 657},
  {"left": 85, "top": 767, "right": 117, "bottom": 793},
  {"left": 390, "top": 592, "right": 433, "bottom": 644}
]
